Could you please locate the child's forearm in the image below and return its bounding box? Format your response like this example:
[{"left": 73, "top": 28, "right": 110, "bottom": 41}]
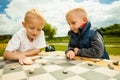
[
  {"left": 24, "top": 49, "right": 41, "bottom": 56},
  {"left": 3, "top": 51, "right": 26, "bottom": 60}
]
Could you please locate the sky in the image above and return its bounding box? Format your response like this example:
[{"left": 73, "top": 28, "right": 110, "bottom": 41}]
[{"left": 0, "top": 0, "right": 120, "bottom": 37}]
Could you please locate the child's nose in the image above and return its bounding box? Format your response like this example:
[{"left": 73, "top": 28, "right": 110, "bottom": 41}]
[{"left": 33, "top": 30, "right": 37, "bottom": 34}]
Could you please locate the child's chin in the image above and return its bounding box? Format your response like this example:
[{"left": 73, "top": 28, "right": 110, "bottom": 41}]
[{"left": 31, "top": 36, "right": 37, "bottom": 39}]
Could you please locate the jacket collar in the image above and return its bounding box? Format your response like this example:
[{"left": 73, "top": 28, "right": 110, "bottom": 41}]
[
  {"left": 79, "top": 21, "right": 91, "bottom": 37},
  {"left": 68, "top": 21, "right": 91, "bottom": 37}
]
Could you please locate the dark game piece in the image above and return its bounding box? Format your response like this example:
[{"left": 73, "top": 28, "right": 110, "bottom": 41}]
[
  {"left": 112, "top": 61, "right": 119, "bottom": 65},
  {"left": 39, "top": 56, "right": 42, "bottom": 59},
  {"left": 108, "top": 64, "right": 114, "bottom": 70},
  {"left": 88, "top": 63, "right": 93, "bottom": 66}
]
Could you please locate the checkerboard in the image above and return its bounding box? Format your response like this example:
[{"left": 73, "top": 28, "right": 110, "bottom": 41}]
[{"left": 0, "top": 54, "right": 120, "bottom": 80}]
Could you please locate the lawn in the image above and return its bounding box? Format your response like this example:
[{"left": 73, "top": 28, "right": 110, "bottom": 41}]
[{"left": 47, "top": 43, "right": 120, "bottom": 56}]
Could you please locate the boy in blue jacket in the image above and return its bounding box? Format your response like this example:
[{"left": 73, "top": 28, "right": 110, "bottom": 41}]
[{"left": 65, "top": 7, "right": 109, "bottom": 60}]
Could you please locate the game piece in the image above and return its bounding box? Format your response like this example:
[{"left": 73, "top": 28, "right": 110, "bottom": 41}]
[
  {"left": 91, "top": 59, "right": 100, "bottom": 63},
  {"left": 108, "top": 64, "right": 114, "bottom": 70},
  {"left": 10, "top": 66, "right": 15, "bottom": 70},
  {"left": 63, "top": 69, "right": 68, "bottom": 74},
  {"left": 80, "top": 57, "right": 83, "bottom": 60},
  {"left": 88, "top": 63, "right": 93, "bottom": 66},
  {"left": 39, "top": 56, "right": 42, "bottom": 59},
  {"left": 0, "top": 63, "right": 4, "bottom": 69},
  {"left": 57, "top": 55, "right": 59, "bottom": 56},
  {"left": 41, "top": 62, "right": 46, "bottom": 65},
  {"left": 29, "top": 67, "right": 35, "bottom": 74},
  {"left": 112, "top": 61, "right": 119, "bottom": 65}
]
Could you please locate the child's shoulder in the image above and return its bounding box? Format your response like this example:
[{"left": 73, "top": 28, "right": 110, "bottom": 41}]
[
  {"left": 40, "top": 30, "right": 45, "bottom": 35},
  {"left": 13, "top": 28, "right": 26, "bottom": 38}
]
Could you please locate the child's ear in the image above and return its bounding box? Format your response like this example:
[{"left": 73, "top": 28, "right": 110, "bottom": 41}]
[
  {"left": 22, "top": 21, "right": 26, "bottom": 28},
  {"left": 83, "top": 17, "right": 87, "bottom": 23}
]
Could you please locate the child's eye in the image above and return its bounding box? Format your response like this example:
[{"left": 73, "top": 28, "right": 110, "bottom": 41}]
[
  {"left": 30, "top": 27, "right": 35, "bottom": 29},
  {"left": 37, "top": 29, "right": 42, "bottom": 31},
  {"left": 71, "top": 22, "right": 76, "bottom": 24}
]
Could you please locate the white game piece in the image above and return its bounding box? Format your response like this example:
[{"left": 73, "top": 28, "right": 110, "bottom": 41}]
[
  {"left": 29, "top": 67, "right": 35, "bottom": 74},
  {"left": 41, "top": 62, "right": 46, "bottom": 65},
  {"left": 63, "top": 69, "right": 68, "bottom": 74},
  {"left": 10, "top": 67, "right": 15, "bottom": 70}
]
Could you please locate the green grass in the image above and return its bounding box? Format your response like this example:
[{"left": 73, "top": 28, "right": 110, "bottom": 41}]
[
  {"left": 48, "top": 43, "right": 120, "bottom": 56},
  {"left": 48, "top": 43, "right": 67, "bottom": 51},
  {"left": 106, "top": 47, "right": 120, "bottom": 56},
  {"left": 104, "top": 36, "right": 120, "bottom": 43}
]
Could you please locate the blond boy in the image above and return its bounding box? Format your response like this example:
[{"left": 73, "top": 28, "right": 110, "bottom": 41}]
[
  {"left": 65, "top": 7, "right": 109, "bottom": 60},
  {"left": 4, "top": 8, "right": 46, "bottom": 65}
]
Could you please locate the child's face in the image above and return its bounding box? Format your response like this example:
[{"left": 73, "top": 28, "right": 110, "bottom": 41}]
[
  {"left": 22, "top": 17, "right": 44, "bottom": 41},
  {"left": 66, "top": 13, "right": 87, "bottom": 33}
]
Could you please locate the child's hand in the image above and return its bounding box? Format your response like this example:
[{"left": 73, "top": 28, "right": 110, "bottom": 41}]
[
  {"left": 74, "top": 48, "right": 79, "bottom": 55},
  {"left": 66, "top": 50, "right": 75, "bottom": 60},
  {"left": 13, "top": 51, "right": 36, "bottom": 65},
  {"left": 12, "top": 52, "right": 27, "bottom": 65},
  {"left": 18, "top": 55, "right": 27, "bottom": 65},
  {"left": 18, "top": 56, "right": 36, "bottom": 65},
  {"left": 22, "top": 57, "right": 34, "bottom": 65}
]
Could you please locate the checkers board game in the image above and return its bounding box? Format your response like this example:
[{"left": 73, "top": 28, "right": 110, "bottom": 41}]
[{"left": 0, "top": 51, "right": 120, "bottom": 80}]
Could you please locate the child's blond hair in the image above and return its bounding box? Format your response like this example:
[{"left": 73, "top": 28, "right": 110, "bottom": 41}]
[
  {"left": 66, "top": 7, "right": 88, "bottom": 20},
  {"left": 24, "top": 8, "right": 45, "bottom": 24}
]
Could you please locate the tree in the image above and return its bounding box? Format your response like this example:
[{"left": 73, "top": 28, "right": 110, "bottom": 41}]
[
  {"left": 43, "top": 22, "right": 57, "bottom": 38},
  {"left": 99, "top": 24, "right": 120, "bottom": 35}
]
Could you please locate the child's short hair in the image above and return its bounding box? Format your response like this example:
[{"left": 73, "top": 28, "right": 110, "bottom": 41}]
[
  {"left": 24, "top": 8, "right": 45, "bottom": 23},
  {"left": 66, "top": 7, "right": 88, "bottom": 20}
]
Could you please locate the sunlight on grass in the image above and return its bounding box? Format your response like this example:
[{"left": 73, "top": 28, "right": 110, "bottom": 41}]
[
  {"left": 0, "top": 43, "right": 7, "bottom": 56},
  {"left": 106, "top": 47, "right": 120, "bottom": 55}
]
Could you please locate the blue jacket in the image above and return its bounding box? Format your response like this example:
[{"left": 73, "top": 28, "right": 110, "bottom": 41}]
[{"left": 66, "top": 21, "right": 109, "bottom": 59}]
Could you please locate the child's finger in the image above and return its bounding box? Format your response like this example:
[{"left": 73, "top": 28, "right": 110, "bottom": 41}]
[
  {"left": 69, "top": 53, "right": 72, "bottom": 60},
  {"left": 19, "top": 59, "right": 24, "bottom": 65},
  {"left": 70, "top": 52, "right": 75, "bottom": 60},
  {"left": 26, "top": 57, "right": 33, "bottom": 65},
  {"left": 25, "top": 57, "right": 34, "bottom": 65},
  {"left": 31, "top": 57, "right": 38, "bottom": 61},
  {"left": 67, "top": 53, "right": 70, "bottom": 59}
]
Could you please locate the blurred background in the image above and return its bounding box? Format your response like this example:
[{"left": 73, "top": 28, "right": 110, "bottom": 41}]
[{"left": 0, "top": 0, "right": 120, "bottom": 60}]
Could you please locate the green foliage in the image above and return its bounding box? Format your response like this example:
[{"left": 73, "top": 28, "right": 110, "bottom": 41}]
[
  {"left": 43, "top": 22, "right": 57, "bottom": 38},
  {"left": 99, "top": 24, "right": 120, "bottom": 35},
  {"left": 0, "top": 35, "right": 12, "bottom": 43},
  {"left": 0, "top": 43, "right": 7, "bottom": 56}
]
